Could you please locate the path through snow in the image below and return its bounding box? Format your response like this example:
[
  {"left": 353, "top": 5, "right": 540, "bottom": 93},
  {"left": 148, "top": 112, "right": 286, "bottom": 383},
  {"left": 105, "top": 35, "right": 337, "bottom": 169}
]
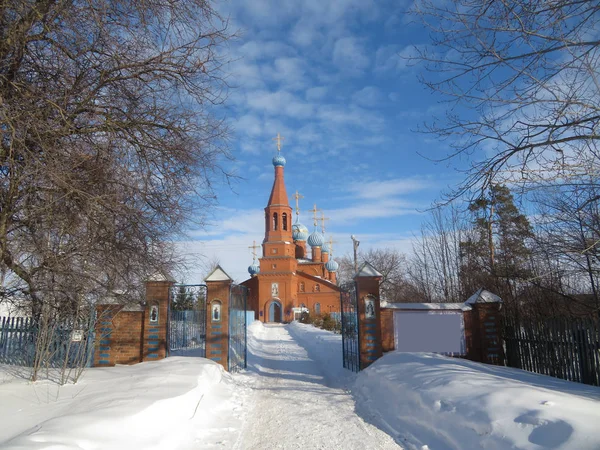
[{"left": 234, "top": 323, "right": 400, "bottom": 450}]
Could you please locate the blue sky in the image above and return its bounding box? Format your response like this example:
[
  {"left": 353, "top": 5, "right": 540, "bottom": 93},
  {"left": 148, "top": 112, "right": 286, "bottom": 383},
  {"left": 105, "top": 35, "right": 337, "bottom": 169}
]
[{"left": 177, "top": 0, "right": 469, "bottom": 283}]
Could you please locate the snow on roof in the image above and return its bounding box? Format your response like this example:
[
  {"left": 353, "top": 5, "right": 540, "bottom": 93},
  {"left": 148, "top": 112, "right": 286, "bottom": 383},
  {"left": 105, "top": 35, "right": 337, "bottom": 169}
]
[
  {"left": 204, "top": 265, "right": 233, "bottom": 282},
  {"left": 465, "top": 288, "right": 502, "bottom": 305},
  {"left": 147, "top": 271, "right": 176, "bottom": 282},
  {"left": 382, "top": 302, "right": 472, "bottom": 311},
  {"left": 354, "top": 261, "right": 383, "bottom": 278}
]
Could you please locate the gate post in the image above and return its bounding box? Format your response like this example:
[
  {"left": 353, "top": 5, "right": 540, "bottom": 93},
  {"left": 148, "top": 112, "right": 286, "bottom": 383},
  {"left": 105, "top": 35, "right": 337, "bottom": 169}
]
[
  {"left": 465, "top": 289, "right": 504, "bottom": 366},
  {"left": 205, "top": 265, "right": 233, "bottom": 371},
  {"left": 144, "top": 273, "right": 175, "bottom": 362},
  {"left": 354, "top": 262, "right": 383, "bottom": 369}
]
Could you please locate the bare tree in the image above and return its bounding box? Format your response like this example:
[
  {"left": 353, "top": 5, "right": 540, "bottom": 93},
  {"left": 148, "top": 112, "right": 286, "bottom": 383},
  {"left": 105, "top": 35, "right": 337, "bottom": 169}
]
[
  {"left": 0, "top": 1, "right": 232, "bottom": 379},
  {"left": 531, "top": 183, "right": 600, "bottom": 315},
  {"left": 408, "top": 204, "right": 467, "bottom": 302},
  {"left": 411, "top": 1, "right": 600, "bottom": 197},
  {"left": 338, "top": 248, "right": 416, "bottom": 303}
]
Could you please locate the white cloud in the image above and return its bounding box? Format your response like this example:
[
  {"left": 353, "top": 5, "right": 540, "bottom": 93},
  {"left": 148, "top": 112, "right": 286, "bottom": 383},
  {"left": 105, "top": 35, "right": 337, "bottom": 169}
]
[
  {"left": 332, "top": 37, "right": 370, "bottom": 73},
  {"left": 347, "top": 178, "right": 432, "bottom": 200},
  {"left": 374, "top": 45, "right": 420, "bottom": 73},
  {"left": 352, "top": 86, "right": 384, "bottom": 108},
  {"left": 306, "top": 86, "right": 328, "bottom": 101},
  {"left": 245, "top": 90, "right": 315, "bottom": 118}
]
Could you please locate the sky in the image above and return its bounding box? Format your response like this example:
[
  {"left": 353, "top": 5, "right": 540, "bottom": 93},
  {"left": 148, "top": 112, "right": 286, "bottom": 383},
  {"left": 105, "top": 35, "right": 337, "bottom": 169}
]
[{"left": 176, "top": 0, "right": 468, "bottom": 283}]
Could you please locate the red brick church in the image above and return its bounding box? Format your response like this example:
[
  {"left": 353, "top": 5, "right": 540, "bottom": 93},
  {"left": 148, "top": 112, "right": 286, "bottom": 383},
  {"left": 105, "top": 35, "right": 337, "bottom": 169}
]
[{"left": 241, "top": 136, "right": 341, "bottom": 323}]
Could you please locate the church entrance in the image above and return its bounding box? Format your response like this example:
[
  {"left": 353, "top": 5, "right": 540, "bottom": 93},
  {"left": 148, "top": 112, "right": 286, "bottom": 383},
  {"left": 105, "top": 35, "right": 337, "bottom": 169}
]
[{"left": 268, "top": 300, "right": 283, "bottom": 323}]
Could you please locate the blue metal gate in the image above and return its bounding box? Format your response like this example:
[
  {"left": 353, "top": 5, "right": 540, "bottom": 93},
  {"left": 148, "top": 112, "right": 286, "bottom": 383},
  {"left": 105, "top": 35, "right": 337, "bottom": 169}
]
[
  {"left": 228, "top": 284, "right": 248, "bottom": 372},
  {"left": 168, "top": 284, "right": 207, "bottom": 355},
  {"left": 341, "top": 282, "right": 360, "bottom": 372}
]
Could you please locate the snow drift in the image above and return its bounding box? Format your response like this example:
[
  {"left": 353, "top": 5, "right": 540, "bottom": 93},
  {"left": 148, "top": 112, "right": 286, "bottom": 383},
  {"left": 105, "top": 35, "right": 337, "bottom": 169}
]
[
  {"left": 354, "top": 352, "right": 600, "bottom": 450},
  {"left": 0, "top": 357, "right": 245, "bottom": 449}
]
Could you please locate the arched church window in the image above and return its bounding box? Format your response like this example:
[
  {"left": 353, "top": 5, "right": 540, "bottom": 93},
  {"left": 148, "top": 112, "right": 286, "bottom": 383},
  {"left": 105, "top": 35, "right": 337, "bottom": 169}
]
[
  {"left": 299, "top": 282, "right": 305, "bottom": 292},
  {"left": 273, "top": 213, "right": 278, "bottom": 230},
  {"left": 314, "top": 284, "right": 320, "bottom": 292},
  {"left": 315, "top": 303, "right": 321, "bottom": 314},
  {"left": 282, "top": 213, "right": 288, "bottom": 230}
]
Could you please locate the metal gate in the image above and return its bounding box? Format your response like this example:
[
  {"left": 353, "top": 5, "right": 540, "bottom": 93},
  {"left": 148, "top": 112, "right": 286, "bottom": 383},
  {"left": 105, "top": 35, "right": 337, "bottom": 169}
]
[
  {"left": 168, "top": 284, "right": 207, "bottom": 356},
  {"left": 341, "top": 282, "right": 360, "bottom": 372},
  {"left": 228, "top": 284, "right": 248, "bottom": 373}
]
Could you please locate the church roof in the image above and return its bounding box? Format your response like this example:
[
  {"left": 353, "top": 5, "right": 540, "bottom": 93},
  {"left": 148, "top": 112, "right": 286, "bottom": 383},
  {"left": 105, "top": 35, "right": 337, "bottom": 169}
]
[{"left": 266, "top": 156, "right": 290, "bottom": 208}]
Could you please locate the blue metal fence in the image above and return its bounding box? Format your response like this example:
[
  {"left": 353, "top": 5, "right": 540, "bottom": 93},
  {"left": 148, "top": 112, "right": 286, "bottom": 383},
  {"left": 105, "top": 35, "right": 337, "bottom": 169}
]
[
  {"left": 168, "top": 285, "right": 207, "bottom": 356},
  {"left": 228, "top": 284, "right": 248, "bottom": 373},
  {"left": 341, "top": 284, "right": 360, "bottom": 372},
  {"left": 169, "top": 310, "right": 206, "bottom": 353},
  {"left": 0, "top": 315, "right": 95, "bottom": 367}
]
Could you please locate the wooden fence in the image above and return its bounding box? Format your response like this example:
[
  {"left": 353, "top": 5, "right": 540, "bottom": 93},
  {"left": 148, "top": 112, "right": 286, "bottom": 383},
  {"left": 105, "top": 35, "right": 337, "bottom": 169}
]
[
  {"left": 504, "top": 316, "right": 600, "bottom": 386},
  {"left": 0, "top": 316, "right": 95, "bottom": 367}
]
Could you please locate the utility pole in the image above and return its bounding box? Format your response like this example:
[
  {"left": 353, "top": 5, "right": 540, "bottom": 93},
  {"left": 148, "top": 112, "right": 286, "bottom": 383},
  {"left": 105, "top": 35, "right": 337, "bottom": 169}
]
[{"left": 351, "top": 235, "right": 360, "bottom": 274}]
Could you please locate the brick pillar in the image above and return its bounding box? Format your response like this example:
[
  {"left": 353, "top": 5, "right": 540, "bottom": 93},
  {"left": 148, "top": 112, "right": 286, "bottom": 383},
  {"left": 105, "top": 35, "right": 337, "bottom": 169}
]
[
  {"left": 355, "top": 266, "right": 383, "bottom": 369},
  {"left": 143, "top": 280, "right": 173, "bottom": 362},
  {"left": 205, "top": 279, "right": 232, "bottom": 371},
  {"left": 471, "top": 302, "right": 504, "bottom": 365}
]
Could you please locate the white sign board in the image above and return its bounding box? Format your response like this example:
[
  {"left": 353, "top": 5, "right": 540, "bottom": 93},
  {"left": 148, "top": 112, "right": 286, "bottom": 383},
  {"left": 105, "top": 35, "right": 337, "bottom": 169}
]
[
  {"left": 71, "top": 330, "right": 84, "bottom": 342},
  {"left": 394, "top": 311, "right": 465, "bottom": 354}
]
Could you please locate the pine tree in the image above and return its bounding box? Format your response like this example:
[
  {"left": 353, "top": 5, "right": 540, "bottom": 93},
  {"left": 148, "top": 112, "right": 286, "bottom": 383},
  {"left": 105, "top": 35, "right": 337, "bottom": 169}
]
[{"left": 460, "top": 185, "right": 533, "bottom": 313}]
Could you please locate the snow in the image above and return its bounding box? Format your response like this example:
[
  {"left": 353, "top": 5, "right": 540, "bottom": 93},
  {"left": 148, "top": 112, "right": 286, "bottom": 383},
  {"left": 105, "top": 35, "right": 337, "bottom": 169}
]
[
  {"left": 382, "top": 302, "right": 472, "bottom": 311},
  {"left": 465, "top": 288, "right": 503, "bottom": 304},
  {"left": 0, "top": 358, "right": 248, "bottom": 449},
  {"left": 355, "top": 352, "right": 600, "bottom": 450},
  {"left": 1, "top": 321, "right": 599, "bottom": 450}
]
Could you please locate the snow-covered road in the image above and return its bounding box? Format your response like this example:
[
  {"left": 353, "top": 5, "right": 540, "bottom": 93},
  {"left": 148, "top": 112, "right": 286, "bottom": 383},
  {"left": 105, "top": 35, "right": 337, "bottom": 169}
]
[{"left": 235, "top": 323, "right": 399, "bottom": 450}]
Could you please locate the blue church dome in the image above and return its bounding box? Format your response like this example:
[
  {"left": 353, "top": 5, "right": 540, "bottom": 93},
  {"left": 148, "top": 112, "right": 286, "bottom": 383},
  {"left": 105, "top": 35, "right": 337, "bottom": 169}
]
[
  {"left": 248, "top": 263, "right": 260, "bottom": 276},
  {"left": 325, "top": 259, "right": 339, "bottom": 272},
  {"left": 307, "top": 231, "right": 325, "bottom": 247},
  {"left": 292, "top": 222, "right": 309, "bottom": 241},
  {"left": 272, "top": 154, "right": 286, "bottom": 167},
  {"left": 321, "top": 242, "right": 330, "bottom": 253}
]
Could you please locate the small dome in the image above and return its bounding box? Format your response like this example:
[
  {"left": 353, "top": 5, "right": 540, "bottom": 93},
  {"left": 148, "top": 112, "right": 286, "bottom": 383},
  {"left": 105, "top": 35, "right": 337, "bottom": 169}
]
[
  {"left": 272, "top": 154, "right": 286, "bottom": 167},
  {"left": 325, "top": 259, "right": 339, "bottom": 272},
  {"left": 321, "top": 242, "right": 330, "bottom": 253},
  {"left": 307, "top": 231, "right": 325, "bottom": 247},
  {"left": 248, "top": 263, "right": 260, "bottom": 276},
  {"left": 292, "top": 222, "right": 309, "bottom": 241}
]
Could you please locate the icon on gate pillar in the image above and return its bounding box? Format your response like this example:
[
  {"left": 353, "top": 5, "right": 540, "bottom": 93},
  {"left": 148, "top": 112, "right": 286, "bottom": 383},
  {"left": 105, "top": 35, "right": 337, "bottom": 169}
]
[
  {"left": 212, "top": 301, "right": 221, "bottom": 322},
  {"left": 150, "top": 304, "right": 159, "bottom": 324},
  {"left": 364, "top": 296, "right": 375, "bottom": 319}
]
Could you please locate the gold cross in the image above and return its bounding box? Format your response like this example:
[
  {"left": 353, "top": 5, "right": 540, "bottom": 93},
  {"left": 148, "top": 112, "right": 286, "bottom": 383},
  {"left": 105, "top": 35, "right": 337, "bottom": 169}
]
[
  {"left": 309, "top": 203, "right": 320, "bottom": 227},
  {"left": 328, "top": 237, "right": 338, "bottom": 256},
  {"left": 293, "top": 190, "right": 304, "bottom": 216},
  {"left": 272, "top": 133, "right": 285, "bottom": 153},
  {"left": 320, "top": 212, "right": 330, "bottom": 233},
  {"left": 248, "top": 240, "right": 261, "bottom": 262}
]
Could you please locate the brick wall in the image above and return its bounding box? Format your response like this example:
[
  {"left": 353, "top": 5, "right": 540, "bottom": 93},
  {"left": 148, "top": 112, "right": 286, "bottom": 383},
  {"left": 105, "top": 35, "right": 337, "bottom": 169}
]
[
  {"left": 94, "top": 280, "right": 172, "bottom": 367},
  {"left": 95, "top": 305, "right": 144, "bottom": 366},
  {"left": 378, "top": 302, "right": 504, "bottom": 366}
]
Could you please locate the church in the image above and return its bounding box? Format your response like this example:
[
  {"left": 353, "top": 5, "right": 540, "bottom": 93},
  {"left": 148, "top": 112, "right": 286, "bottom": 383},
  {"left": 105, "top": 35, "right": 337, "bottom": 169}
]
[{"left": 241, "top": 136, "right": 341, "bottom": 323}]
